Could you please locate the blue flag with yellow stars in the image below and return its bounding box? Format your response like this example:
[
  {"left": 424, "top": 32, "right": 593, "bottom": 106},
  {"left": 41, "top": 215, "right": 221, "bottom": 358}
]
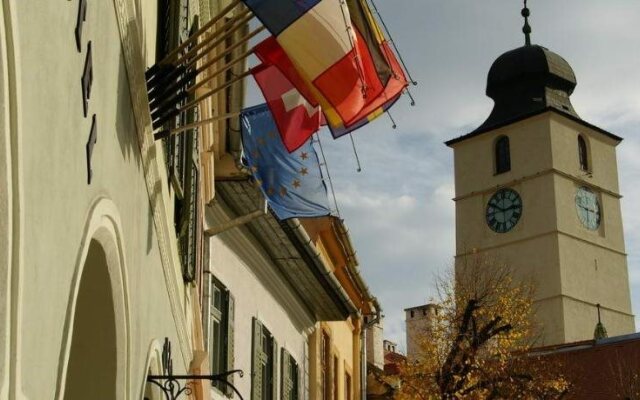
[{"left": 241, "top": 104, "right": 332, "bottom": 220}]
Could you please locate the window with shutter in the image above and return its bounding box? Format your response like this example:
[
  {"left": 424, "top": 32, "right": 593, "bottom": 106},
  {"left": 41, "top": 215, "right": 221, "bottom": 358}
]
[
  {"left": 252, "top": 318, "right": 264, "bottom": 400},
  {"left": 208, "top": 278, "right": 235, "bottom": 396},
  {"left": 281, "top": 349, "right": 299, "bottom": 400},
  {"left": 253, "top": 318, "right": 277, "bottom": 400},
  {"left": 225, "top": 294, "right": 235, "bottom": 397},
  {"left": 321, "top": 333, "right": 330, "bottom": 400},
  {"left": 271, "top": 338, "right": 278, "bottom": 400},
  {"left": 344, "top": 372, "right": 351, "bottom": 400},
  {"left": 332, "top": 357, "right": 339, "bottom": 400}
]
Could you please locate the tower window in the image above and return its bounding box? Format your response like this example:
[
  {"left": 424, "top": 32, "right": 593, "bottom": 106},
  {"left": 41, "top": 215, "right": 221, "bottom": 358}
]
[
  {"left": 495, "top": 136, "right": 511, "bottom": 174},
  {"left": 578, "top": 135, "right": 589, "bottom": 171}
]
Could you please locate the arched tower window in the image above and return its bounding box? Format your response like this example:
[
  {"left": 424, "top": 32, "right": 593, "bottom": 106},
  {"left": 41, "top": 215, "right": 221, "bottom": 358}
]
[
  {"left": 495, "top": 136, "right": 511, "bottom": 174},
  {"left": 578, "top": 135, "right": 589, "bottom": 171}
]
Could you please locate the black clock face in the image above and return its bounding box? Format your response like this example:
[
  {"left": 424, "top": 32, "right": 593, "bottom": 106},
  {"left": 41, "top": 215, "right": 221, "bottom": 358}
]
[{"left": 486, "top": 189, "right": 523, "bottom": 233}]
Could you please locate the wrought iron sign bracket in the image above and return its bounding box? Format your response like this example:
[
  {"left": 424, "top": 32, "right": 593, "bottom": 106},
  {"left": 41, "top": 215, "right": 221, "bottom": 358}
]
[{"left": 147, "top": 338, "right": 245, "bottom": 400}]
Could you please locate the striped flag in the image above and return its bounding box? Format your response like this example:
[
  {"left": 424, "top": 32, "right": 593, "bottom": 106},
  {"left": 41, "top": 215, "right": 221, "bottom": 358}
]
[{"left": 242, "top": 0, "right": 384, "bottom": 126}]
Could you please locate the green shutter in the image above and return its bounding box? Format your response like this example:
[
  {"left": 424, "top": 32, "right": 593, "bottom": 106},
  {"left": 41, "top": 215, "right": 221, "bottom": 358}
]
[
  {"left": 225, "top": 293, "right": 235, "bottom": 397},
  {"left": 252, "top": 318, "right": 263, "bottom": 400},
  {"left": 281, "top": 349, "right": 289, "bottom": 400},
  {"left": 271, "top": 337, "right": 278, "bottom": 400}
]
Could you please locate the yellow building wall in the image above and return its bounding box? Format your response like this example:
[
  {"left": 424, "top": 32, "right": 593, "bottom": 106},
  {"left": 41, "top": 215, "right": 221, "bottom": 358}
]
[
  {"left": 451, "top": 111, "right": 634, "bottom": 346},
  {"left": 309, "top": 320, "right": 360, "bottom": 400}
]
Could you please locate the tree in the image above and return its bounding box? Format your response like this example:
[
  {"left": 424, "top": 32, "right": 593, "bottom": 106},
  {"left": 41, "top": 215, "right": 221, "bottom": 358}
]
[{"left": 396, "top": 255, "right": 570, "bottom": 400}]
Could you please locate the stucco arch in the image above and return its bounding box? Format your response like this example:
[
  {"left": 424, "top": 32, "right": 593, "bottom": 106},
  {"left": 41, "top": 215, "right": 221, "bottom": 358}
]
[
  {"left": 141, "top": 340, "right": 165, "bottom": 400},
  {"left": 55, "top": 197, "right": 131, "bottom": 400},
  {"left": 0, "top": 0, "right": 22, "bottom": 398}
]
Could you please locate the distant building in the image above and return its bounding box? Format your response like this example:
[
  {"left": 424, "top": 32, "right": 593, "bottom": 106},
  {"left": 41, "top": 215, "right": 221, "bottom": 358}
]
[{"left": 405, "top": 303, "right": 437, "bottom": 359}]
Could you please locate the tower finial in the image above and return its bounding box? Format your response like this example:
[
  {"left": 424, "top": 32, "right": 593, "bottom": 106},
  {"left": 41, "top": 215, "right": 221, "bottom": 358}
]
[{"left": 522, "top": 0, "right": 532, "bottom": 46}]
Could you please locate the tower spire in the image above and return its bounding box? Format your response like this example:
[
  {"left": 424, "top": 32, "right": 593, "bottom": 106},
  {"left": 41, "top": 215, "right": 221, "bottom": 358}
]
[{"left": 522, "top": 0, "right": 532, "bottom": 46}]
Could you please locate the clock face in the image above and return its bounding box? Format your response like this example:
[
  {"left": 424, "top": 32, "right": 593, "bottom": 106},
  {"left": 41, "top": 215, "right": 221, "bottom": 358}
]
[
  {"left": 486, "top": 188, "right": 523, "bottom": 233},
  {"left": 575, "top": 187, "right": 600, "bottom": 230}
]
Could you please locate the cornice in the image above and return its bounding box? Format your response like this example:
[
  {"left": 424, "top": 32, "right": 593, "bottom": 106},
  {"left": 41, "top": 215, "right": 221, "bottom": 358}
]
[
  {"left": 455, "top": 229, "right": 627, "bottom": 258},
  {"left": 206, "top": 201, "right": 317, "bottom": 331},
  {"left": 453, "top": 168, "right": 622, "bottom": 202}
]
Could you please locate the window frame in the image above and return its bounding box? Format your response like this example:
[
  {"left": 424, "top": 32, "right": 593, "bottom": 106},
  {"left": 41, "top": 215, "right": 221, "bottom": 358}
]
[
  {"left": 495, "top": 135, "right": 511, "bottom": 174},
  {"left": 578, "top": 134, "right": 590, "bottom": 172},
  {"left": 321, "top": 332, "right": 330, "bottom": 400},
  {"left": 208, "top": 277, "right": 235, "bottom": 396},
  {"left": 252, "top": 319, "right": 278, "bottom": 400},
  {"left": 344, "top": 371, "right": 352, "bottom": 400}
]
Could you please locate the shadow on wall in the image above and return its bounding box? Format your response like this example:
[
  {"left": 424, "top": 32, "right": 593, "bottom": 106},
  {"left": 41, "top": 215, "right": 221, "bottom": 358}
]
[{"left": 115, "top": 48, "right": 143, "bottom": 170}]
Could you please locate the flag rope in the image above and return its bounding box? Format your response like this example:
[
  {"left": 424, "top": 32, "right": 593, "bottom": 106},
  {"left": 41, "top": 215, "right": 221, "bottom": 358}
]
[
  {"left": 315, "top": 133, "right": 341, "bottom": 218},
  {"left": 387, "top": 110, "right": 397, "bottom": 129},
  {"left": 337, "top": 0, "right": 368, "bottom": 97},
  {"left": 367, "top": 0, "right": 418, "bottom": 86},
  {"left": 348, "top": 133, "right": 362, "bottom": 173}
]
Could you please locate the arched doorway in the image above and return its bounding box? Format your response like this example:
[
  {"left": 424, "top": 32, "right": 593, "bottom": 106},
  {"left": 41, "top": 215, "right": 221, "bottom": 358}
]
[{"left": 63, "top": 240, "right": 117, "bottom": 400}]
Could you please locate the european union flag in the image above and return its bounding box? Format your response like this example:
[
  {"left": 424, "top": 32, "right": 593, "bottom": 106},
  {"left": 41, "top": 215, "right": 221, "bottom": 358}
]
[{"left": 241, "top": 104, "right": 332, "bottom": 220}]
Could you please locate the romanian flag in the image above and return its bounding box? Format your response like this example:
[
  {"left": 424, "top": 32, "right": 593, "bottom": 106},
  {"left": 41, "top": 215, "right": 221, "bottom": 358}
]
[
  {"left": 251, "top": 62, "right": 323, "bottom": 152},
  {"left": 242, "top": 0, "right": 384, "bottom": 126}
]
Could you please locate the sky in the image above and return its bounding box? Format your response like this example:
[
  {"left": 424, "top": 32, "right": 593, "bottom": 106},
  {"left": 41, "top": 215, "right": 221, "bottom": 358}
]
[{"left": 244, "top": 1, "right": 640, "bottom": 351}]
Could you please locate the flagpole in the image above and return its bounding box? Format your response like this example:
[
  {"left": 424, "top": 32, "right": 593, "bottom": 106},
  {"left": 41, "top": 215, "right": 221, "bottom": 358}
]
[
  {"left": 367, "top": 0, "right": 418, "bottom": 86},
  {"left": 154, "top": 111, "right": 243, "bottom": 140},
  {"left": 147, "top": 0, "right": 242, "bottom": 76},
  {"left": 148, "top": 30, "right": 258, "bottom": 109},
  {"left": 190, "top": 47, "right": 254, "bottom": 92},
  {"left": 147, "top": 13, "right": 256, "bottom": 92},
  {"left": 171, "top": 11, "right": 254, "bottom": 69},
  {"left": 152, "top": 70, "right": 252, "bottom": 127}
]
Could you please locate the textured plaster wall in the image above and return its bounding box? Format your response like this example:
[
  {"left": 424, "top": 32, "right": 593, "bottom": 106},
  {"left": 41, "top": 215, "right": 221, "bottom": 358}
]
[
  {"left": 0, "top": 1, "right": 11, "bottom": 395},
  {"left": 8, "top": 1, "right": 188, "bottom": 399}
]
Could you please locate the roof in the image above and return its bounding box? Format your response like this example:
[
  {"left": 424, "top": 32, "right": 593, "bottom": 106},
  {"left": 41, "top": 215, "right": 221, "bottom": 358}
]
[
  {"left": 445, "top": 107, "right": 623, "bottom": 146},
  {"left": 404, "top": 303, "right": 437, "bottom": 312},
  {"left": 532, "top": 332, "right": 640, "bottom": 399},
  {"left": 446, "top": 43, "right": 622, "bottom": 147},
  {"left": 214, "top": 179, "right": 356, "bottom": 321}
]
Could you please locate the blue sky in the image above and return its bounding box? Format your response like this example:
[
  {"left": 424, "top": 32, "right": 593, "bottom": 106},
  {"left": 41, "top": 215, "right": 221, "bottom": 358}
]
[{"left": 245, "top": 1, "right": 640, "bottom": 350}]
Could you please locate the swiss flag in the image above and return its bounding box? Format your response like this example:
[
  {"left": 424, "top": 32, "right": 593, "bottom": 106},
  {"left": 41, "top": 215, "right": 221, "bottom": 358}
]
[{"left": 251, "top": 63, "right": 323, "bottom": 153}]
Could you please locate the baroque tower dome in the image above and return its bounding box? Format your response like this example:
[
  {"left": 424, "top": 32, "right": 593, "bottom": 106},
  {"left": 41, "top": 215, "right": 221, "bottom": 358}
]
[
  {"left": 474, "top": 44, "right": 579, "bottom": 133},
  {"left": 471, "top": 1, "right": 580, "bottom": 134}
]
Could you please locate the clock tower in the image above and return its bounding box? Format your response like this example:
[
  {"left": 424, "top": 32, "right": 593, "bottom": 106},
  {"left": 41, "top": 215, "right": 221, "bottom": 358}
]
[{"left": 445, "top": 4, "right": 635, "bottom": 345}]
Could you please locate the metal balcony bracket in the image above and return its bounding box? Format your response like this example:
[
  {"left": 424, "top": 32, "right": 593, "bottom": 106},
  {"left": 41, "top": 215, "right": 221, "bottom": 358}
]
[{"left": 146, "top": 338, "right": 245, "bottom": 400}]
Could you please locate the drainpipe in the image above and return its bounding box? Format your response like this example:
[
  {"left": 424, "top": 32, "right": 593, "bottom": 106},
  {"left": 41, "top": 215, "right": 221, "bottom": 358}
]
[{"left": 361, "top": 300, "right": 381, "bottom": 400}]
